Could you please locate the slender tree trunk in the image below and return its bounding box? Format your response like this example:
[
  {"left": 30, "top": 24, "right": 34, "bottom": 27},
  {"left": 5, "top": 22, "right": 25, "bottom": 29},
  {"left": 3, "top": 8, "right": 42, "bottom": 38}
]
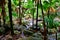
[
  {"left": 40, "top": 0, "right": 47, "bottom": 40},
  {"left": 19, "top": 0, "right": 22, "bottom": 25},
  {"left": 56, "top": 32, "right": 57, "bottom": 40},
  {"left": 0, "top": 1, "right": 7, "bottom": 37},
  {"left": 1, "top": 0, "right": 6, "bottom": 27},
  {"left": 8, "top": 0, "right": 14, "bottom": 35},
  {"left": 36, "top": 3, "right": 38, "bottom": 28},
  {"left": 0, "top": 0, "right": 6, "bottom": 30},
  {"left": 0, "top": 0, "right": 6, "bottom": 27},
  {"left": 1, "top": 4, "right": 6, "bottom": 27}
]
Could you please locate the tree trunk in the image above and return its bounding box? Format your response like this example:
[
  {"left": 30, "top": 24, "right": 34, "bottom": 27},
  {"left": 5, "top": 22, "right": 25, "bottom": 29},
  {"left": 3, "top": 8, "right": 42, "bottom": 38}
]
[
  {"left": 19, "top": 0, "right": 22, "bottom": 25},
  {"left": 0, "top": 0, "right": 5, "bottom": 27},
  {"left": 1, "top": 4, "right": 6, "bottom": 27},
  {"left": 36, "top": 2, "right": 39, "bottom": 28},
  {"left": 56, "top": 32, "right": 57, "bottom": 40},
  {"left": 40, "top": 0, "right": 47, "bottom": 40},
  {"left": 8, "top": 0, "right": 14, "bottom": 35}
]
